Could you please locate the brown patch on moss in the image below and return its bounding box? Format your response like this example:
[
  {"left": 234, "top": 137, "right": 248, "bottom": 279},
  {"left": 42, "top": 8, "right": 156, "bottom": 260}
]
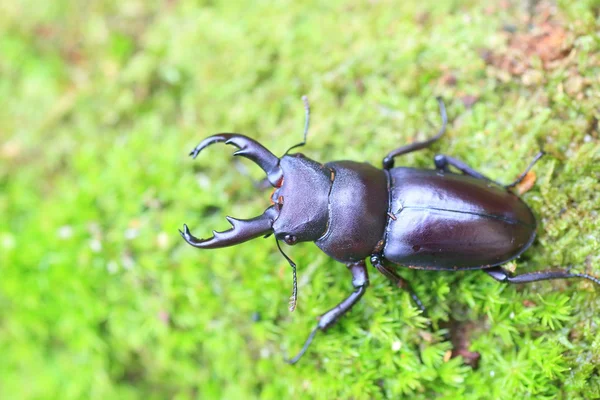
[
  {"left": 523, "top": 299, "right": 537, "bottom": 308},
  {"left": 517, "top": 23, "right": 569, "bottom": 65},
  {"left": 450, "top": 321, "right": 481, "bottom": 368},
  {"left": 441, "top": 318, "right": 482, "bottom": 368},
  {"left": 483, "top": 4, "right": 573, "bottom": 78},
  {"left": 460, "top": 95, "right": 479, "bottom": 109},
  {"left": 439, "top": 71, "right": 457, "bottom": 87},
  {"left": 485, "top": 23, "right": 571, "bottom": 76}
]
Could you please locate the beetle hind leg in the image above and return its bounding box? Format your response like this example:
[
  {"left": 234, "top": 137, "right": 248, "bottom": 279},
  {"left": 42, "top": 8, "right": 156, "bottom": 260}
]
[
  {"left": 286, "top": 260, "right": 369, "bottom": 364},
  {"left": 370, "top": 255, "right": 427, "bottom": 315},
  {"left": 485, "top": 266, "right": 600, "bottom": 287}
]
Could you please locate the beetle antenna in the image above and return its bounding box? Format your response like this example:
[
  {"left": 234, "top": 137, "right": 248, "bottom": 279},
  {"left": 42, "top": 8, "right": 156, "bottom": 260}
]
[
  {"left": 283, "top": 95, "right": 310, "bottom": 156},
  {"left": 276, "top": 238, "right": 298, "bottom": 312}
]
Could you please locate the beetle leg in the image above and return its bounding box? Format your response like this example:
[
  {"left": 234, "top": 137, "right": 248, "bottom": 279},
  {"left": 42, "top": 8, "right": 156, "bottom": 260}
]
[
  {"left": 485, "top": 266, "right": 600, "bottom": 286},
  {"left": 433, "top": 154, "right": 502, "bottom": 185},
  {"left": 286, "top": 260, "right": 369, "bottom": 364},
  {"left": 382, "top": 97, "right": 447, "bottom": 170},
  {"left": 370, "top": 255, "right": 427, "bottom": 315},
  {"left": 434, "top": 151, "right": 546, "bottom": 190}
]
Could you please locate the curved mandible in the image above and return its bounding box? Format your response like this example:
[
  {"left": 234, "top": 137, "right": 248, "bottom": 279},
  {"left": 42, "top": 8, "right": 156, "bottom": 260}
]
[
  {"left": 189, "top": 133, "right": 283, "bottom": 186},
  {"left": 180, "top": 206, "right": 278, "bottom": 249}
]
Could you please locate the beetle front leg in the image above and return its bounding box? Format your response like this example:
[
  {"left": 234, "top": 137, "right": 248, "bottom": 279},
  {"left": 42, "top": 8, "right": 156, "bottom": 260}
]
[
  {"left": 485, "top": 266, "right": 600, "bottom": 286},
  {"left": 370, "top": 255, "right": 427, "bottom": 315},
  {"left": 286, "top": 260, "right": 369, "bottom": 364}
]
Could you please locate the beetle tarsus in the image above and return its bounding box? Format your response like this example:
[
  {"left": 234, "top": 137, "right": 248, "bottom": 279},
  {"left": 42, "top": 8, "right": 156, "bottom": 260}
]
[
  {"left": 286, "top": 260, "right": 369, "bottom": 364},
  {"left": 504, "top": 151, "right": 546, "bottom": 189},
  {"left": 485, "top": 266, "right": 600, "bottom": 287},
  {"left": 285, "top": 326, "right": 319, "bottom": 364}
]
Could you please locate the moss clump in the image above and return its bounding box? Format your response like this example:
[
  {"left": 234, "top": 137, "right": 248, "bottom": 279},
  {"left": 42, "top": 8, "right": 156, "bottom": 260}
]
[{"left": 1, "top": 0, "right": 599, "bottom": 398}]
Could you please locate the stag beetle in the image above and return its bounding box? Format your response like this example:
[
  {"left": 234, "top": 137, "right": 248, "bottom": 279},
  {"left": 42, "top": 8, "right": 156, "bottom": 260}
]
[{"left": 180, "top": 97, "right": 600, "bottom": 364}]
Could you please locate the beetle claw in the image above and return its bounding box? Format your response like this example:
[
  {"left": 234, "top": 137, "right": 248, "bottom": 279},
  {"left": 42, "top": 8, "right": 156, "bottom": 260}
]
[{"left": 179, "top": 224, "right": 195, "bottom": 242}]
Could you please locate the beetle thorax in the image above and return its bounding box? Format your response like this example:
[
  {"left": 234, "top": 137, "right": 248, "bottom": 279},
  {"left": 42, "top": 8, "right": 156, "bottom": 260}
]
[{"left": 314, "top": 161, "right": 389, "bottom": 262}]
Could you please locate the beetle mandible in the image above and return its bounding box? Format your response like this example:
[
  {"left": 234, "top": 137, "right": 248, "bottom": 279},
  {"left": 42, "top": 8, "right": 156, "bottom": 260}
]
[{"left": 180, "top": 97, "right": 600, "bottom": 364}]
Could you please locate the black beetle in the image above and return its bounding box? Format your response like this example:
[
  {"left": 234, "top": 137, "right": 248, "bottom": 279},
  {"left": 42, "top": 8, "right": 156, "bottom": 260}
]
[{"left": 180, "top": 97, "right": 600, "bottom": 364}]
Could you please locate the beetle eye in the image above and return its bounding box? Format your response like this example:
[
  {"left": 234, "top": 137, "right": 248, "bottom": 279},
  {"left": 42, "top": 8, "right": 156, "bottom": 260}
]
[{"left": 284, "top": 234, "right": 297, "bottom": 245}]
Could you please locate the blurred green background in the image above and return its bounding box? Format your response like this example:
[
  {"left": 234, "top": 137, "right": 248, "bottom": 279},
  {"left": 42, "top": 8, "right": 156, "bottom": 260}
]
[{"left": 1, "top": 0, "right": 600, "bottom": 398}]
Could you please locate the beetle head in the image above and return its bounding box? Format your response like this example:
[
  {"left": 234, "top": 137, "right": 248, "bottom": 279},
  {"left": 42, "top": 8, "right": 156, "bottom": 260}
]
[
  {"left": 180, "top": 134, "right": 331, "bottom": 249},
  {"left": 271, "top": 153, "right": 331, "bottom": 245}
]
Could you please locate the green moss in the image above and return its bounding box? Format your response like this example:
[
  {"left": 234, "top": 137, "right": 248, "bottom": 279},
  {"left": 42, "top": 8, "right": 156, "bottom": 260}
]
[{"left": 1, "top": 0, "right": 599, "bottom": 398}]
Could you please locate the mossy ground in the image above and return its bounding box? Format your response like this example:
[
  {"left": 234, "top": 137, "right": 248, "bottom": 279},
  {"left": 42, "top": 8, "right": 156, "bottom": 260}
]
[{"left": 1, "top": 0, "right": 600, "bottom": 398}]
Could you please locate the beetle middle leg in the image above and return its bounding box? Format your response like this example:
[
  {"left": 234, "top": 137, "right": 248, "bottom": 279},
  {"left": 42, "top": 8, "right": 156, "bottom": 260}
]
[
  {"left": 370, "top": 255, "right": 427, "bottom": 315},
  {"left": 286, "top": 260, "right": 369, "bottom": 364},
  {"left": 485, "top": 266, "right": 600, "bottom": 286}
]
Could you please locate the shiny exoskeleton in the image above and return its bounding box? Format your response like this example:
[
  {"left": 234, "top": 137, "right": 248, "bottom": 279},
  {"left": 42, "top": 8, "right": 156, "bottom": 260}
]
[{"left": 179, "top": 97, "right": 600, "bottom": 364}]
